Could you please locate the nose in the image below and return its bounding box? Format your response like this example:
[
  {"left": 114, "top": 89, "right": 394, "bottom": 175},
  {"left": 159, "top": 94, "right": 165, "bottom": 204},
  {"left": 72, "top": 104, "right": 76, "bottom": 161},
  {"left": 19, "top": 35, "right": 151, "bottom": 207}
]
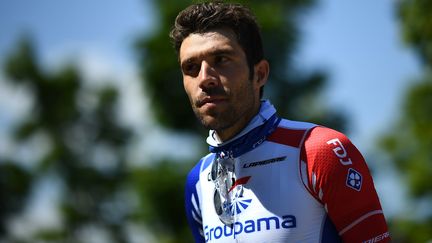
[{"left": 198, "top": 61, "right": 218, "bottom": 88}]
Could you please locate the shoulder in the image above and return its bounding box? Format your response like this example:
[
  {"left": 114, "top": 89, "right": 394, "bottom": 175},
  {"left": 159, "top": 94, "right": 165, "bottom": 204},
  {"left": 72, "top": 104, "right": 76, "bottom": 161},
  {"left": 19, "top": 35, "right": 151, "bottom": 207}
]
[
  {"left": 301, "top": 125, "right": 373, "bottom": 204},
  {"left": 301, "top": 127, "right": 390, "bottom": 242},
  {"left": 303, "top": 126, "right": 362, "bottom": 167},
  {"left": 185, "top": 155, "right": 213, "bottom": 243},
  {"left": 305, "top": 126, "right": 351, "bottom": 148},
  {"left": 268, "top": 119, "right": 316, "bottom": 148},
  {"left": 186, "top": 153, "right": 215, "bottom": 186}
]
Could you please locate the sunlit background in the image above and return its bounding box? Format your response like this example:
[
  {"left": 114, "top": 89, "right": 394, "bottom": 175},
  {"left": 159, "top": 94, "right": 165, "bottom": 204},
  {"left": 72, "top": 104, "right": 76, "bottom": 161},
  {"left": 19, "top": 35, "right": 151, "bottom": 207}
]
[{"left": 1, "top": 0, "right": 431, "bottom": 242}]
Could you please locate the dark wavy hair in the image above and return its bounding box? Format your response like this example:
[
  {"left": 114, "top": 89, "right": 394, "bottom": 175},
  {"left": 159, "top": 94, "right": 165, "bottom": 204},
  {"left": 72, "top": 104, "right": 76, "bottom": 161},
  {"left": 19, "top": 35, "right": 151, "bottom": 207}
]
[{"left": 170, "top": 2, "right": 265, "bottom": 96}]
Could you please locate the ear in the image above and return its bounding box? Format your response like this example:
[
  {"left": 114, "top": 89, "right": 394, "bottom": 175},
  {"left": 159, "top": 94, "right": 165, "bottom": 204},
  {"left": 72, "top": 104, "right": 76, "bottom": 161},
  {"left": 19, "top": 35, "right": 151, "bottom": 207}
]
[{"left": 253, "top": 59, "right": 270, "bottom": 88}]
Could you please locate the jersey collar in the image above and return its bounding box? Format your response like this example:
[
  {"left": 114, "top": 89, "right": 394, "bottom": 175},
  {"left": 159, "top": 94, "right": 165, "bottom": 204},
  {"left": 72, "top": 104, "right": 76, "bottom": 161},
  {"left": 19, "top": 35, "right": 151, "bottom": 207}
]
[{"left": 206, "top": 100, "right": 279, "bottom": 157}]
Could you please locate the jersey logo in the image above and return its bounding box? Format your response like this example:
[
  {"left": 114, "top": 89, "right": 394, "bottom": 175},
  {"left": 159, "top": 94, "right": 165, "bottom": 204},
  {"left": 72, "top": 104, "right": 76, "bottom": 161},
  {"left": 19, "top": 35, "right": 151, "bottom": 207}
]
[
  {"left": 230, "top": 195, "right": 252, "bottom": 215},
  {"left": 326, "top": 138, "right": 353, "bottom": 165},
  {"left": 229, "top": 177, "right": 252, "bottom": 216},
  {"left": 243, "top": 156, "right": 286, "bottom": 168},
  {"left": 204, "top": 215, "right": 297, "bottom": 241},
  {"left": 346, "top": 168, "right": 362, "bottom": 191}
]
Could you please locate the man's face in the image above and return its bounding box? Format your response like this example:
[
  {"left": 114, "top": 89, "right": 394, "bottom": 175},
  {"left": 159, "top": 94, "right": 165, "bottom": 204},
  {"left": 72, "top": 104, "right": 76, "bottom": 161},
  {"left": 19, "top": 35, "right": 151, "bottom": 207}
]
[{"left": 179, "top": 28, "right": 264, "bottom": 140}]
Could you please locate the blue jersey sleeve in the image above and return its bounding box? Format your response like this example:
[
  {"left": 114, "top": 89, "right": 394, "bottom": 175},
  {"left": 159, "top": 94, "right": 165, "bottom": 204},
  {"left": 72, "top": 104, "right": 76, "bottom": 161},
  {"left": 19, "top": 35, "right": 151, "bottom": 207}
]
[{"left": 185, "top": 159, "right": 205, "bottom": 243}]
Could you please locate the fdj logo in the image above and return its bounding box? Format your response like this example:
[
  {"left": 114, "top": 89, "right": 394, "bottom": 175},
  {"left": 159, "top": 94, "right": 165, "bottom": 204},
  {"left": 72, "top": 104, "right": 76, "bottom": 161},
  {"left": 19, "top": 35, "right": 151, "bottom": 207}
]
[{"left": 326, "top": 138, "right": 353, "bottom": 165}]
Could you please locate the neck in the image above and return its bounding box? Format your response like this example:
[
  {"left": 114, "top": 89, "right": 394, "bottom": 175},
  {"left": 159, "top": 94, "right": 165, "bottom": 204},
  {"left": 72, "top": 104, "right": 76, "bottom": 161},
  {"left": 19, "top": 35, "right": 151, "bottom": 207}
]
[
  {"left": 215, "top": 103, "right": 261, "bottom": 142},
  {"left": 209, "top": 113, "right": 281, "bottom": 157}
]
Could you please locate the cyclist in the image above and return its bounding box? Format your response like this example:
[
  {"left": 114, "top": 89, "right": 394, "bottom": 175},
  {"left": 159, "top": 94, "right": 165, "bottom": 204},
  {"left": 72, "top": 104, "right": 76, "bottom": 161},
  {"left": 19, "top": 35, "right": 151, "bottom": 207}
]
[{"left": 170, "top": 2, "right": 390, "bottom": 242}]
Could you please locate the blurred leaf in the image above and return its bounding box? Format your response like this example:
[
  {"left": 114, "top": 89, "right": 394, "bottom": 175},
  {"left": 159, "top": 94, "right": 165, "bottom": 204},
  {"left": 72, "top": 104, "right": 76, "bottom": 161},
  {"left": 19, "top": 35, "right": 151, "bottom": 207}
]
[
  {"left": 399, "top": 0, "right": 432, "bottom": 65},
  {"left": 379, "top": 0, "right": 432, "bottom": 241},
  {"left": 5, "top": 37, "right": 41, "bottom": 83},
  {"left": 2, "top": 36, "right": 133, "bottom": 242},
  {"left": 131, "top": 160, "right": 193, "bottom": 243},
  {"left": 0, "top": 162, "right": 32, "bottom": 234}
]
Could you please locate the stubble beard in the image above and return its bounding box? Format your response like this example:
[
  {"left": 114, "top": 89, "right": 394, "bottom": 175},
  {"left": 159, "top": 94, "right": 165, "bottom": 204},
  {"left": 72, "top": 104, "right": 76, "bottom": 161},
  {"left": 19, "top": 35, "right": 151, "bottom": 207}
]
[
  {"left": 194, "top": 105, "right": 238, "bottom": 131},
  {"left": 192, "top": 85, "right": 257, "bottom": 133}
]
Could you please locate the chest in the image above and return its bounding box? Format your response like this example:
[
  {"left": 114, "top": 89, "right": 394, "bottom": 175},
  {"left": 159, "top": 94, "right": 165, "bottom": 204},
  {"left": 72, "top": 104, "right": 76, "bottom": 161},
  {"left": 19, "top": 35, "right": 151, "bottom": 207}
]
[{"left": 199, "top": 142, "right": 325, "bottom": 242}]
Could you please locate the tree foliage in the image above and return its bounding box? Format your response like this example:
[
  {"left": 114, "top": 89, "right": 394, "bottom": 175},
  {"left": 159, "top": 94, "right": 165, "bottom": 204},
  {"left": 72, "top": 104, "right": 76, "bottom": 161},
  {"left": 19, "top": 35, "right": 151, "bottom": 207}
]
[
  {"left": 399, "top": 0, "right": 432, "bottom": 66},
  {"left": 2, "top": 38, "right": 133, "bottom": 242},
  {"left": 131, "top": 161, "right": 192, "bottom": 243},
  {"left": 379, "top": 0, "right": 432, "bottom": 241},
  {"left": 0, "top": 163, "right": 31, "bottom": 235}
]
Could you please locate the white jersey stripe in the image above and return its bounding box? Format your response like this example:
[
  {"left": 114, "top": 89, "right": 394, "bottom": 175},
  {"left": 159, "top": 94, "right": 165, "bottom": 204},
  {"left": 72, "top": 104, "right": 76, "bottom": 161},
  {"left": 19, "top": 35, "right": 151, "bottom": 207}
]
[
  {"left": 300, "top": 160, "right": 310, "bottom": 190},
  {"left": 192, "top": 210, "right": 202, "bottom": 224},
  {"left": 339, "top": 210, "right": 383, "bottom": 235},
  {"left": 191, "top": 194, "right": 201, "bottom": 217}
]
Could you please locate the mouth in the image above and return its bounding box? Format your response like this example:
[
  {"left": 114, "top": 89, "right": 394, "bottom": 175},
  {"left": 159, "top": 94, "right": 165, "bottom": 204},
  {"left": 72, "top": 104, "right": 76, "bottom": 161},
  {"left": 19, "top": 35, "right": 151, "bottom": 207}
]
[{"left": 197, "top": 97, "right": 228, "bottom": 108}]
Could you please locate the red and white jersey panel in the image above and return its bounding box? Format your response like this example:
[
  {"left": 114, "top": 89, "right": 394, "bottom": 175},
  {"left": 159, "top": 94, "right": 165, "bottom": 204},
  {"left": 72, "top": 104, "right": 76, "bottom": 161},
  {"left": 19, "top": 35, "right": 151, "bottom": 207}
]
[
  {"left": 300, "top": 126, "right": 390, "bottom": 242},
  {"left": 185, "top": 118, "right": 390, "bottom": 242}
]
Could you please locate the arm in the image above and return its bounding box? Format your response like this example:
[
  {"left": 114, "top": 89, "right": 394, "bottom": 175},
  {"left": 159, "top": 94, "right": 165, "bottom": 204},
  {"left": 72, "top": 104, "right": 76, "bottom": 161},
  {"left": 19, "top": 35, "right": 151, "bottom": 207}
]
[
  {"left": 302, "top": 126, "right": 390, "bottom": 242},
  {"left": 185, "top": 160, "right": 205, "bottom": 243}
]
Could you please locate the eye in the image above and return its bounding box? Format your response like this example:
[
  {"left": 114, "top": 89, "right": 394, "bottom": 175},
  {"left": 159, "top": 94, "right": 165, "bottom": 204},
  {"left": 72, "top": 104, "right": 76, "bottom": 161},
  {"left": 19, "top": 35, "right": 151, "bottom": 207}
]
[
  {"left": 182, "top": 62, "right": 200, "bottom": 76},
  {"left": 214, "top": 55, "right": 229, "bottom": 65}
]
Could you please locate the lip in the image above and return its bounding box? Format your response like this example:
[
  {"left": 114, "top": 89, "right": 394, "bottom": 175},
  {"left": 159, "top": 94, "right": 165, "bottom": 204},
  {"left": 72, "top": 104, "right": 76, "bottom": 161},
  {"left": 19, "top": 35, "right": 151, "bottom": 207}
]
[{"left": 198, "top": 97, "right": 228, "bottom": 107}]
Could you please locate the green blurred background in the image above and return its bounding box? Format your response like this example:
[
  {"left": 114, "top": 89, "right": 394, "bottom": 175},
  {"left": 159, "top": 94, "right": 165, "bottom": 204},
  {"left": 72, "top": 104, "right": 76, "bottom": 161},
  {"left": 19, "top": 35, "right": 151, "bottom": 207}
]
[{"left": 0, "top": 0, "right": 431, "bottom": 242}]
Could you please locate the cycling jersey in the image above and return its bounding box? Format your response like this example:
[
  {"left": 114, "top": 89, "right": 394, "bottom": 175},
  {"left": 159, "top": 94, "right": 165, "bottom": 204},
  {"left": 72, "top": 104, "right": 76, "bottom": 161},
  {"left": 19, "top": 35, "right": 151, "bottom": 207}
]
[{"left": 185, "top": 100, "right": 390, "bottom": 242}]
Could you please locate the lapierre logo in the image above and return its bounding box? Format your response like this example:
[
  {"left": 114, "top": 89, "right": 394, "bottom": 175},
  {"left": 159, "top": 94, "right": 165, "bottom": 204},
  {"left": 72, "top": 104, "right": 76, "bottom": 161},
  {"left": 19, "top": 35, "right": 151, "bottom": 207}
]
[
  {"left": 243, "top": 156, "right": 286, "bottom": 168},
  {"left": 204, "top": 215, "right": 296, "bottom": 242},
  {"left": 362, "top": 231, "right": 390, "bottom": 243}
]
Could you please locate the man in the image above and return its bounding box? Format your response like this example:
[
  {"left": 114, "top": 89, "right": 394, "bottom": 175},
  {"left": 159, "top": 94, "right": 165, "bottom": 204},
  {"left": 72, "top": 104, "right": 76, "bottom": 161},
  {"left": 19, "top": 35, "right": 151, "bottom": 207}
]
[{"left": 170, "top": 2, "right": 390, "bottom": 242}]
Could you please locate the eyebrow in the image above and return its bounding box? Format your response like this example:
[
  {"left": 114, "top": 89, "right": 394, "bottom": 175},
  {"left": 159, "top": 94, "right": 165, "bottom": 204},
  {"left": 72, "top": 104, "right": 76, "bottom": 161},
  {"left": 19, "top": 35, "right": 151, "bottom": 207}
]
[{"left": 180, "top": 48, "right": 237, "bottom": 65}]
